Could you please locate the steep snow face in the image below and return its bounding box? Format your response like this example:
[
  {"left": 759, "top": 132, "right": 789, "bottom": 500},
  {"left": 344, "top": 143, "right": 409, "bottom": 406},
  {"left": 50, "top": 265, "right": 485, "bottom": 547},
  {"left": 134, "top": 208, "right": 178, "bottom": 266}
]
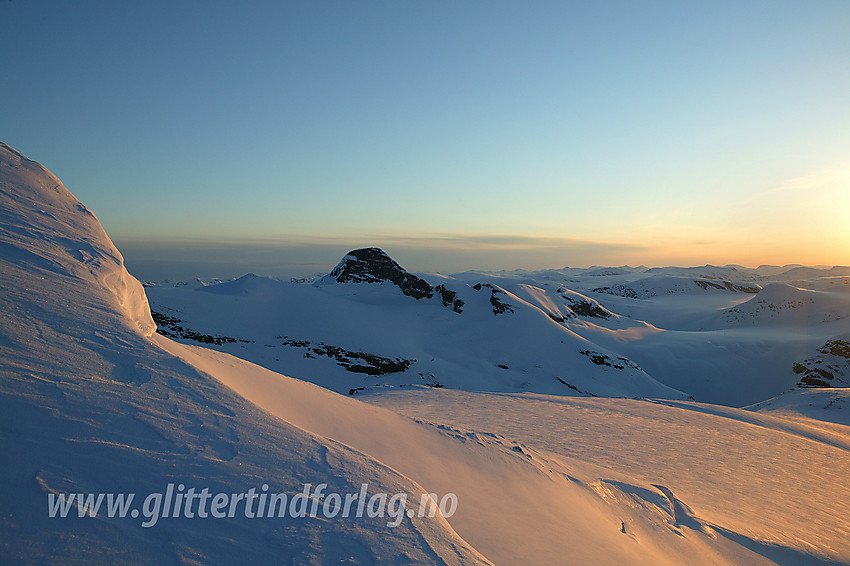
[
  {"left": 318, "top": 247, "right": 435, "bottom": 300},
  {"left": 0, "top": 144, "right": 487, "bottom": 564},
  {"left": 0, "top": 142, "right": 154, "bottom": 337}
]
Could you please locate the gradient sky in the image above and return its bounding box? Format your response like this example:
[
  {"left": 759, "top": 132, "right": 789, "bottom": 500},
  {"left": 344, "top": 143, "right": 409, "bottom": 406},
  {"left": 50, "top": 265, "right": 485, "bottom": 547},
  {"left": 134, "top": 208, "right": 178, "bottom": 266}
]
[{"left": 2, "top": 0, "right": 848, "bottom": 277}]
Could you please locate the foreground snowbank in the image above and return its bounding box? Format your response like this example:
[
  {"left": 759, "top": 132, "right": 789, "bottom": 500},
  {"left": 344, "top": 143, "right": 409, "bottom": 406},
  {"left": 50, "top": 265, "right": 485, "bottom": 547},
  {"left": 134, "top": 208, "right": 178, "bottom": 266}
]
[
  {"left": 0, "top": 142, "right": 487, "bottom": 564},
  {"left": 0, "top": 141, "right": 154, "bottom": 336}
]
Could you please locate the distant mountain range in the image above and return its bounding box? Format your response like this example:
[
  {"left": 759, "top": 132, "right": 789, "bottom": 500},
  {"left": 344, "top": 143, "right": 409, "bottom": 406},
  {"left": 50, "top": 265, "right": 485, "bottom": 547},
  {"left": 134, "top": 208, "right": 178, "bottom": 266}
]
[{"left": 145, "top": 244, "right": 850, "bottom": 406}]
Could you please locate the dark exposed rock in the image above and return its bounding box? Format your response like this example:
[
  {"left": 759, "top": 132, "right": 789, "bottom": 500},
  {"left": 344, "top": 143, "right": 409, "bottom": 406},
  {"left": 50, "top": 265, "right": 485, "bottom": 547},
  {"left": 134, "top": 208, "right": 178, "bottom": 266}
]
[
  {"left": 563, "top": 297, "right": 612, "bottom": 319},
  {"left": 593, "top": 285, "right": 639, "bottom": 299},
  {"left": 279, "top": 336, "right": 415, "bottom": 376},
  {"left": 327, "top": 248, "right": 433, "bottom": 299},
  {"left": 472, "top": 283, "right": 515, "bottom": 315},
  {"left": 578, "top": 349, "right": 640, "bottom": 371},
  {"left": 151, "top": 310, "right": 252, "bottom": 345},
  {"left": 800, "top": 374, "right": 833, "bottom": 388},
  {"left": 435, "top": 284, "right": 464, "bottom": 313},
  {"left": 324, "top": 248, "right": 462, "bottom": 312},
  {"left": 490, "top": 291, "right": 514, "bottom": 315},
  {"left": 819, "top": 340, "right": 850, "bottom": 359},
  {"left": 694, "top": 280, "right": 760, "bottom": 293},
  {"left": 793, "top": 339, "right": 850, "bottom": 388},
  {"left": 554, "top": 376, "right": 596, "bottom": 397},
  {"left": 279, "top": 338, "right": 311, "bottom": 348}
]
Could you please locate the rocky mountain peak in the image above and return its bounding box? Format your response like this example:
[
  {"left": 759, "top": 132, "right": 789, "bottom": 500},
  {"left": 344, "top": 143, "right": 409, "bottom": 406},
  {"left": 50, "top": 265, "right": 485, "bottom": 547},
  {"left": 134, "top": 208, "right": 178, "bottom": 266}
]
[{"left": 325, "top": 248, "right": 434, "bottom": 300}]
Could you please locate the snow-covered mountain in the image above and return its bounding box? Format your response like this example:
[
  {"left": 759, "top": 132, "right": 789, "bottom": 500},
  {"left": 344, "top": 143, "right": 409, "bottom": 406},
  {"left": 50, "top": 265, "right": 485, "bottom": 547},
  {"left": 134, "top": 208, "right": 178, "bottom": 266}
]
[
  {"left": 4, "top": 141, "right": 850, "bottom": 565},
  {"left": 709, "top": 283, "right": 850, "bottom": 328},
  {"left": 147, "top": 249, "right": 689, "bottom": 400},
  {"left": 146, "top": 247, "right": 850, "bottom": 406},
  {"left": 591, "top": 275, "right": 761, "bottom": 299}
]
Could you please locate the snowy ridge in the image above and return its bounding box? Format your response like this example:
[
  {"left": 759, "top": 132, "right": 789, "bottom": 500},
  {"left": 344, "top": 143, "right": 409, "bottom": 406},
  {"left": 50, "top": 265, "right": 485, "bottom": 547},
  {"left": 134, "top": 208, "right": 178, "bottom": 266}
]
[
  {"left": 767, "top": 266, "right": 850, "bottom": 281},
  {"left": 642, "top": 265, "right": 757, "bottom": 281},
  {"left": 748, "top": 388, "right": 850, "bottom": 427},
  {"left": 199, "top": 272, "right": 287, "bottom": 295}
]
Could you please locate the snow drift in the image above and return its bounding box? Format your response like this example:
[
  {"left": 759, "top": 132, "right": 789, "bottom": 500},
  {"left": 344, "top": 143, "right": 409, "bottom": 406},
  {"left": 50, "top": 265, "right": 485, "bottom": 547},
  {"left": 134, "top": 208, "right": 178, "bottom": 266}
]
[
  {"left": 0, "top": 142, "right": 154, "bottom": 336},
  {"left": 0, "top": 143, "right": 487, "bottom": 564}
]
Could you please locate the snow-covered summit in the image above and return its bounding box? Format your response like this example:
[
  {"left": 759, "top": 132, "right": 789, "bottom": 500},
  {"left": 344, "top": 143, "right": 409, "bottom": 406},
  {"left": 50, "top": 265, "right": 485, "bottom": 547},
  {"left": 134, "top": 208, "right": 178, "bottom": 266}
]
[{"left": 200, "top": 272, "right": 286, "bottom": 295}]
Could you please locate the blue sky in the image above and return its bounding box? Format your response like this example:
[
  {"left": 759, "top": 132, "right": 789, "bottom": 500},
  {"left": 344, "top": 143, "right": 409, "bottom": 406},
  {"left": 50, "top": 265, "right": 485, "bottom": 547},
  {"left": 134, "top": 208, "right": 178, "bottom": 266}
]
[{"left": 2, "top": 1, "right": 848, "bottom": 277}]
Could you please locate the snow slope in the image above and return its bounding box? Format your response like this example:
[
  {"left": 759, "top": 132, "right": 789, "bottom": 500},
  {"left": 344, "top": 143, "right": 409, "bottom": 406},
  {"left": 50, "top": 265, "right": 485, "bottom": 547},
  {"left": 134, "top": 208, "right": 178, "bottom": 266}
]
[
  {"left": 0, "top": 142, "right": 487, "bottom": 564},
  {"left": 155, "top": 333, "right": 850, "bottom": 565},
  {"left": 591, "top": 275, "right": 761, "bottom": 300},
  {"left": 708, "top": 283, "right": 850, "bottom": 328},
  {"left": 154, "top": 336, "right": 698, "bottom": 565},
  {"left": 364, "top": 387, "right": 850, "bottom": 565},
  {"left": 146, "top": 259, "right": 689, "bottom": 401}
]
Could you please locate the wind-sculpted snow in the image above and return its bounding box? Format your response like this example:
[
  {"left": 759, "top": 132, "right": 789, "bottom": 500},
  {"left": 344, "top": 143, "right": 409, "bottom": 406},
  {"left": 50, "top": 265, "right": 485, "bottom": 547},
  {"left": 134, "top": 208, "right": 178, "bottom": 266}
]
[
  {"left": 0, "top": 142, "right": 155, "bottom": 337},
  {"left": 155, "top": 336, "right": 850, "bottom": 565},
  {"left": 365, "top": 388, "right": 850, "bottom": 565},
  {"left": 0, "top": 143, "right": 488, "bottom": 564}
]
